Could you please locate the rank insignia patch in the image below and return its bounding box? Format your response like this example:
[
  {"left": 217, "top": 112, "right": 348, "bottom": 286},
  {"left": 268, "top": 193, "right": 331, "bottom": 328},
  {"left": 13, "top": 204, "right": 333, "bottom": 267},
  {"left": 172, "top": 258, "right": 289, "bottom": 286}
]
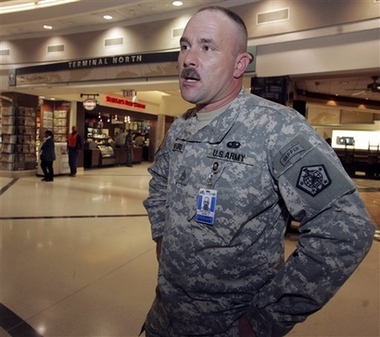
[
  {"left": 176, "top": 165, "right": 192, "bottom": 185},
  {"left": 296, "top": 164, "right": 331, "bottom": 196}
]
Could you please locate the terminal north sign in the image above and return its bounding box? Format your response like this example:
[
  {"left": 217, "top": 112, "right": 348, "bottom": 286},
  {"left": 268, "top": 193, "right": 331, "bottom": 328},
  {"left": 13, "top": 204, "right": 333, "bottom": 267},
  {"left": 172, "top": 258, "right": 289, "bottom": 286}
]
[
  {"left": 69, "top": 55, "right": 144, "bottom": 69},
  {"left": 15, "top": 51, "right": 179, "bottom": 75},
  {"left": 11, "top": 47, "right": 255, "bottom": 87},
  {"left": 105, "top": 95, "right": 146, "bottom": 110},
  {"left": 11, "top": 52, "right": 181, "bottom": 87}
]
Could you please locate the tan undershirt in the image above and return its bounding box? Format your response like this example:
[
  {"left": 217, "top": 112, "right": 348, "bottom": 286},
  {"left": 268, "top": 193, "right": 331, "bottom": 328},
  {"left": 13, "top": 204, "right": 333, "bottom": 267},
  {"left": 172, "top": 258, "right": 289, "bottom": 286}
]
[{"left": 195, "top": 104, "right": 231, "bottom": 133}]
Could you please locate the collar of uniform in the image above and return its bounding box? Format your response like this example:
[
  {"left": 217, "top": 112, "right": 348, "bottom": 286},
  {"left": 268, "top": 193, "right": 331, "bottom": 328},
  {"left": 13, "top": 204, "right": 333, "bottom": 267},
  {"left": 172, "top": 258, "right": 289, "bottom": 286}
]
[{"left": 179, "top": 89, "right": 247, "bottom": 143}]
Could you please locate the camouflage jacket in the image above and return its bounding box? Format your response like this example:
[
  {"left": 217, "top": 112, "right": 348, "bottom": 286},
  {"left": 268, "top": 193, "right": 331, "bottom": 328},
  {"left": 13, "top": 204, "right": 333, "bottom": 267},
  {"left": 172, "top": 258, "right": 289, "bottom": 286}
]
[{"left": 143, "top": 89, "right": 374, "bottom": 336}]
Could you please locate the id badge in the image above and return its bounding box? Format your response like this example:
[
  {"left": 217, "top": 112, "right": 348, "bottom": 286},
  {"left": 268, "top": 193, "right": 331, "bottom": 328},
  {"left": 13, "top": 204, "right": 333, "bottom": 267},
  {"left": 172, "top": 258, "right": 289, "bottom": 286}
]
[{"left": 195, "top": 188, "right": 217, "bottom": 225}]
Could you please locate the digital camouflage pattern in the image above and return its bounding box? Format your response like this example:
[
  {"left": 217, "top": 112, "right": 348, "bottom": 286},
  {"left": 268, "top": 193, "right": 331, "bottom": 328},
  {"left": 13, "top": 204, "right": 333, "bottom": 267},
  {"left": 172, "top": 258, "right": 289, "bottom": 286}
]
[{"left": 143, "top": 89, "right": 375, "bottom": 337}]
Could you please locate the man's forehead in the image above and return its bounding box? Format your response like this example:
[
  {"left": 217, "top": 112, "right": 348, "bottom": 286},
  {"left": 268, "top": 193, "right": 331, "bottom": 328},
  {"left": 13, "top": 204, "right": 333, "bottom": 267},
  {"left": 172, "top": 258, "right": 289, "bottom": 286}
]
[{"left": 183, "top": 13, "right": 232, "bottom": 40}]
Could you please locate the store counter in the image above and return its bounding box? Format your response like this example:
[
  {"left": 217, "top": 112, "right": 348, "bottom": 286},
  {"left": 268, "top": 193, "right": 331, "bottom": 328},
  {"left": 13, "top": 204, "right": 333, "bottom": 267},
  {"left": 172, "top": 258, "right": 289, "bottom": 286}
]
[
  {"left": 114, "top": 147, "right": 142, "bottom": 165},
  {"left": 84, "top": 145, "right": 142, "bottom": 168}
]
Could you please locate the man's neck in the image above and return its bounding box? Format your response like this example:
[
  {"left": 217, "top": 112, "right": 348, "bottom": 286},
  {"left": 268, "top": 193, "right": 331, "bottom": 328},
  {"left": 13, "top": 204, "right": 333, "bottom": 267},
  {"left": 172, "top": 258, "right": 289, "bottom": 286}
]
[{"left": 195, "top": 87, "right": 242, "bottom": 113}]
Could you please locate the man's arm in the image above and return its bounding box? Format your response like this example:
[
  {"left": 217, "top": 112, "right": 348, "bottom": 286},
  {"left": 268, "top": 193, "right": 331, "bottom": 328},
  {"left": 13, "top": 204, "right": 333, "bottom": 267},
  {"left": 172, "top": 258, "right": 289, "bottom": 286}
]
[
  {"left": 143, "top": 135, "right": 172, "bottom": 243},
  {"left": 155, "top": 236, "right": 163, "bottom": 262},
  {"left": 249, "top": 191, "right": 374, "bottom": 336},
  {"left": 248, "top": 135, "right": 375, "bottom": 337}
]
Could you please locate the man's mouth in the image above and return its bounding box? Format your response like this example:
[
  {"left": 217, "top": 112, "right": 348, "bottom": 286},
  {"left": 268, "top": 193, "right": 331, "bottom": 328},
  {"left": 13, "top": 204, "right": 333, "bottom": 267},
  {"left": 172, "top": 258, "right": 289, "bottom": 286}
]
[{"left": 181, "top": 68, "right": 200, "bottom": 81}]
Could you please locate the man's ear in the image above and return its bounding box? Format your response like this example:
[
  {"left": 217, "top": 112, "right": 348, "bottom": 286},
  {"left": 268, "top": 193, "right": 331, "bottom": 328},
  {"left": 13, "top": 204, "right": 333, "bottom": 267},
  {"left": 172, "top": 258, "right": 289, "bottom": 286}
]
[{"left": 234, "top": 52, "right": 252, "bottom": 78}]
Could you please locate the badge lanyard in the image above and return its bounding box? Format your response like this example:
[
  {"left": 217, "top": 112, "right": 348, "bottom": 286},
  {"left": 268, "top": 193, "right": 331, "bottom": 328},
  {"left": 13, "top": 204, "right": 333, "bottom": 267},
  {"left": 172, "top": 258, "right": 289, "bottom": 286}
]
[{"left": 195, "top": 162, "right": 219, "bottom": 225}]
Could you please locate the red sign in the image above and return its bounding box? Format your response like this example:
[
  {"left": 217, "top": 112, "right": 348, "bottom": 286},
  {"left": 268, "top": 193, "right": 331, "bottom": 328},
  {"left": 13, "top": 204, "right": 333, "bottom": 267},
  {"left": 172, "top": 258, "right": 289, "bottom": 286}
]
[{"left": 105, "top": 95, "right": 146, "bottom": 109}]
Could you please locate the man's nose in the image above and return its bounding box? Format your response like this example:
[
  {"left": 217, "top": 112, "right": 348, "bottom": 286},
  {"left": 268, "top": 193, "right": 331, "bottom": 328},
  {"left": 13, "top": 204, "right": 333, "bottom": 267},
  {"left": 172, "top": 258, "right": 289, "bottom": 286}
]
[{"left": 183, "top": 49, "right": 198, "bottom": 67}]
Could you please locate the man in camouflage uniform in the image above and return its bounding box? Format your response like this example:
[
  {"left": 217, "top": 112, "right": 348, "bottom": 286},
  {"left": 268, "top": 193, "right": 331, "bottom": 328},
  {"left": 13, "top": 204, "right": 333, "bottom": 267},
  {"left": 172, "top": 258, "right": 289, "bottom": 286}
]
[{"left": 142, "top": 6, "right": 375, "bottom": 337}]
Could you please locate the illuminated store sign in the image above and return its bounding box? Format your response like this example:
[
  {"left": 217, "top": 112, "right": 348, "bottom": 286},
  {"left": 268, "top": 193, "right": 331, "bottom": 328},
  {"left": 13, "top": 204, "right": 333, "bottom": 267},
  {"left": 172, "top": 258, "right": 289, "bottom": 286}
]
[
  {"left": 105, "top": 95, "right": 146, "bottom": 110},
  {"left": 83, "top": 98, "right": 97, "bottom": 111}
]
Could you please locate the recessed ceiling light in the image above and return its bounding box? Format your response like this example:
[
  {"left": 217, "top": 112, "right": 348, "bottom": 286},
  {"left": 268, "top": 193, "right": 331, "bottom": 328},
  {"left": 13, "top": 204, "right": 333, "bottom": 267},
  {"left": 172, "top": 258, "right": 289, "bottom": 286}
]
[
  {"left": 43, "top": 25, "right": 53, "bottom": 30},
  {"left": 172, "top": 1, "right": 183, "bottom": 7},
  {"left": 103, "top": 15, "right": 113, "bottom": 20}
]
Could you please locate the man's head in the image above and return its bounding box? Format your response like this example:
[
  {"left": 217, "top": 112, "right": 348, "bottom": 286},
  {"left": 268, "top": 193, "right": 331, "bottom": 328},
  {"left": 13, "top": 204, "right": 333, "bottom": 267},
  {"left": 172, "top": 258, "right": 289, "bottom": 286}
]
[
  {"left": 44, "top": 129, "right": 53, "bottom": 138},
  {"left": 72, "top": 126, "right": 77, "bottom": 133},
  {"left": 178, "top": 6, "right": 251, "bottom": 112}
]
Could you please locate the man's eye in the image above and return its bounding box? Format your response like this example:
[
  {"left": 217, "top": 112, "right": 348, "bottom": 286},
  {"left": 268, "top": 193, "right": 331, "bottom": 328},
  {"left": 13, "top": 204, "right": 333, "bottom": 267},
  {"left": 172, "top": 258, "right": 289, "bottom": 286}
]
[{"left": 181, "top": 45, "right": 189, "bottom": 51}]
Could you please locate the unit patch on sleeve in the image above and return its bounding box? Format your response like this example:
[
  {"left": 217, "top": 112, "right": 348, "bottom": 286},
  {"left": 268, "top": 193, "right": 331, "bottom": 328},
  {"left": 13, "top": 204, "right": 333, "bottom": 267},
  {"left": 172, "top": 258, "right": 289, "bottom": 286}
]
[
  {"left": 296, "top": 164, "right": 331, "bottom": 196},
  {"left": 275, "top": 135, "right": 355, "bottom": 212}
]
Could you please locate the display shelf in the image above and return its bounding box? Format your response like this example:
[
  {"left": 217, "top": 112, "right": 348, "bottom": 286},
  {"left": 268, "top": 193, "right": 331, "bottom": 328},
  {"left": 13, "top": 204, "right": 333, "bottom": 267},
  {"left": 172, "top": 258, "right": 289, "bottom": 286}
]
[
  {"left": 86, "top": 127, "right": 112, "bottom": 146},
  {"left": 98, "top": 144, "right": 115, "bottom": 158},
  {"left": 39, "top": 100, "right": 70, "bottom": 143},
  {"left": 84, "top": 142, "right": 115, "bottom": 168},
  {"left": 1, "top": 105, "right": 16, "bottom": 170},
  {"left": 0, "top": 104, "right": 37, "bottom": 171},
  {"left": 53, "top": 109, "right": 68, "bottom": 142}
]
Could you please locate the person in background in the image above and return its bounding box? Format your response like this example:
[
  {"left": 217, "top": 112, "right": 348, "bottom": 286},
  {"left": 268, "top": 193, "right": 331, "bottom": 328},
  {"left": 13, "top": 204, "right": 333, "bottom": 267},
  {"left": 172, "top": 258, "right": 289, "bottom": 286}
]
[
  {"left": 142, "top": 6, "right": 375, "bottom": 337},
  {"left": 125, "top": 129, "right": 134, "bottom": 167},
  {"left": 67, "top": 125, "right": 82, "bottom": 177},
  {"left": 40, "top": 129, "right": 56, "bottom": 182},
  {"left": 134, "top": 132, "right": 145, "bottom": 147},
  {"left": 115, "top": 130, "right": 127, "bottom": 148}
]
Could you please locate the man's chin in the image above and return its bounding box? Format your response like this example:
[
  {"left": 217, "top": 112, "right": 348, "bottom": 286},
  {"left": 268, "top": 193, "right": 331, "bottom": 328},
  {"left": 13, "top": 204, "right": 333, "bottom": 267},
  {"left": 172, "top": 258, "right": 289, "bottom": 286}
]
[{"left": 180, "top": 91, "right": 199, "bottom": 104}]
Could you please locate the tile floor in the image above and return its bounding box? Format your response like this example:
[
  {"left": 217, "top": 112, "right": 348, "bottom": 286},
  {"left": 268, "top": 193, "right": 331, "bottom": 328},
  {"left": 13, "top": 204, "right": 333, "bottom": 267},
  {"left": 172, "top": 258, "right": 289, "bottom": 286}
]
[{"left": 0, "top": 164, "right": 379, "bottom": 337}]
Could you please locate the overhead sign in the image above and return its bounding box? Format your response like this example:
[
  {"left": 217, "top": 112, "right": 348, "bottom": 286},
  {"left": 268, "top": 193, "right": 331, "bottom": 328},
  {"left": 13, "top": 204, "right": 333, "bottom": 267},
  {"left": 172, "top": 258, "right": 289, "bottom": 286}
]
[
  {"left": 83, "top": 98, "right": 97, "bottom": 111},
  {"left": 122, "top": 89, "right": 135, "bottom": 97},
  {"left": 15, "top": 51, "right": 179, "bottom": 75},
  {"left": 105, "top": 95, "right": 146, "bottom": 110},
  {"left": 11, "top": 47, "right": 256, "bottom": 87}
]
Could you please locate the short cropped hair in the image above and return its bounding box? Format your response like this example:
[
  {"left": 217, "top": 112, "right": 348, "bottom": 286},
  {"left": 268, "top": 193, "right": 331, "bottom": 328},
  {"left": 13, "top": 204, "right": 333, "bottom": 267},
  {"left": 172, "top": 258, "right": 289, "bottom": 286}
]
[{"left": 197, "top": 6, "right": 248, "bottom": 50}]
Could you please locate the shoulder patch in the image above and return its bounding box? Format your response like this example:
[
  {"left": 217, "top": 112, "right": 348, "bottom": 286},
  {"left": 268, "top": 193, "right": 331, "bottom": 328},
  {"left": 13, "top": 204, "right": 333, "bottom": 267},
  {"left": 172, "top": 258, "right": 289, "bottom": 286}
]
[
  {"left": 275, "top": 136, "right": 355, "bottom": 213},
  {"left": 281, "top": 143, "right": 305, "bottom": 166},
  {"left": 296, "top": 164, "right": 331, "bottom": 196},
  {"left": 274, "top": 134, "right": 313, "bottom": 175}
]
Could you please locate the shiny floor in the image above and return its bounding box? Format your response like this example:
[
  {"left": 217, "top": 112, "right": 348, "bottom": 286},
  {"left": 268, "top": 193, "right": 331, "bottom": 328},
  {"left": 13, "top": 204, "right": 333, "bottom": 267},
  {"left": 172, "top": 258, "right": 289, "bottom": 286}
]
[{"left": 0, "top": 164, "right": 379, "bottom": 337}]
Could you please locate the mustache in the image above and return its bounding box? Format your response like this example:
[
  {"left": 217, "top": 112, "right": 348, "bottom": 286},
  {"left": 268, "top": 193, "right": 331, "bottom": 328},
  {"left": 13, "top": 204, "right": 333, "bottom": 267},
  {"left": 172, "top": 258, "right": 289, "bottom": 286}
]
[{"left": 181, "top": 68, "right": 200, "bottom": 80}]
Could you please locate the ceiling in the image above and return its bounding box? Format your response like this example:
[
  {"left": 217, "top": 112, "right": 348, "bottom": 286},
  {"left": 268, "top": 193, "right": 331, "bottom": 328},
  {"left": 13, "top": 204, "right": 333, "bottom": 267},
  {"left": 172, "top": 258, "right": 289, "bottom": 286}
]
[
  {"left": 291, "top": 72, "right": 380, "bottom": 106},
  {"left": 1, "top": 0, "right": 379, "bottom": 110},
  {"left": 0, "top": 0, "right": 239, "bottom": 38}
]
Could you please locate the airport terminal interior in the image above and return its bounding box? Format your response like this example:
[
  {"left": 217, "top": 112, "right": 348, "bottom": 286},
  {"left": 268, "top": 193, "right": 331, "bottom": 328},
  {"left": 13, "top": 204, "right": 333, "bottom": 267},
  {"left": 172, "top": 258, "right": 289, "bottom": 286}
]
[
  {"left": 0, "top": 1, "right": 379, "bottom": 336},
  {"left": 0, "top": 163, "right": 379, "bottom": 337}
]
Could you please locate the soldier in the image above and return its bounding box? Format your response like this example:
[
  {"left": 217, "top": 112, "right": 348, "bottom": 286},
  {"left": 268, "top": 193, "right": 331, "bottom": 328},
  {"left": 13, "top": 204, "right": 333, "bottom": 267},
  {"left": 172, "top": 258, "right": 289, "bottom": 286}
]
[{"left": 142, "top": 6, "right": 375, "bottom": 337}]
